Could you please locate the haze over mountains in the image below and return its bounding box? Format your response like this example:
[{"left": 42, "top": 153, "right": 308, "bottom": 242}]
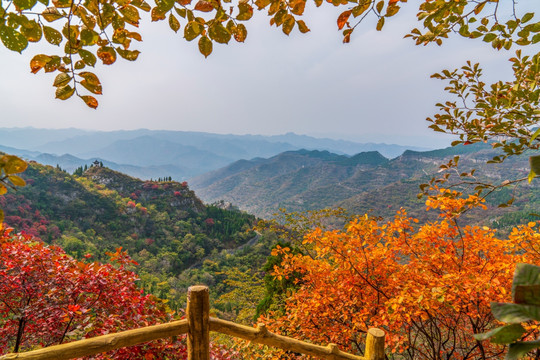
[
  {"left": 0, "top": 127, "right": 430, "bottom": 180},
  {"left": 1, "top": 127, "right": 538, "bottom": 229}
]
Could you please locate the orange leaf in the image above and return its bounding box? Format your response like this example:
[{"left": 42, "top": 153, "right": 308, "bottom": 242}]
[
  {"left": 337, "top": 10, "right": 351, "bottom": 30},
  {"left": 80, "top": 95, "right": 98, "bottom": 109},
  {"left": 194, "top": 0, "right": 214, "bottom": 12}
]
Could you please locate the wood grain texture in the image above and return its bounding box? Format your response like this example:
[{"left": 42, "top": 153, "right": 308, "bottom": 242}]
[
  {"left": 1, "top": 285, "right": 385, "bottom": 360},
  {"left": 209, "top": 318, "right": 368, "bottom": 360},
  {"left": 0, "top": 320, "right": 188, "bottom": 360},
  {"left": 364, "top": 328, "right": 385, "bottom": 360},
  {"left": 187, "top": 285, "right": 210, "bottom": 360}
]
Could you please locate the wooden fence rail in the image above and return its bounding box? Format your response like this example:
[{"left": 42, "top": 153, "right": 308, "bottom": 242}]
[{"left": 0, "top": 285, "right": 385, "bottom": 360}]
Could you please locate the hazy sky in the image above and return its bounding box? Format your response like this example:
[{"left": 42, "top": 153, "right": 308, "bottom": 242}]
[{"left": 0, "top": 2, "right": 526, "bottom": 148}]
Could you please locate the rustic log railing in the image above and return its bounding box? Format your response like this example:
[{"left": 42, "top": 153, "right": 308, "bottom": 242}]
[{"left": 0, "top": 286, "right": 385, "bottom": 360}]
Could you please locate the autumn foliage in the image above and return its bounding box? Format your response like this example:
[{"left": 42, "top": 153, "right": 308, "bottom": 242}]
[
  {"left": 0, "top": 226, "right": 234, "bottom": 359},
  {"left": 260, "top": 191, "right": 540, "bottom": 359}
]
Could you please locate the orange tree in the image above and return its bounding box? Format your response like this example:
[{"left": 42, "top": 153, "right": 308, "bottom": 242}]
[{"left": 257, "top": 189, "right": 540, "bottom": 360}]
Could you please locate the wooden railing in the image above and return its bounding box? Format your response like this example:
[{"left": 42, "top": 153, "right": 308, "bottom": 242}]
[{"left": 0, "top": 286, "right": 385, "bottom": 360}]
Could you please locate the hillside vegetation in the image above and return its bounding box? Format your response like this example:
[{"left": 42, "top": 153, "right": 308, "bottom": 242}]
[{"left": 0, "top": 161, "right": 258, "bottom": 307}]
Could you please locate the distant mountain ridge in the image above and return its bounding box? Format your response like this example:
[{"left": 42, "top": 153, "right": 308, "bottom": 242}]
[
  {"left": 190, "top": 143, "right": 539, "bottom": 229},
  {"left": 0, "top": 127, "right": 431, "bottom": 180}
]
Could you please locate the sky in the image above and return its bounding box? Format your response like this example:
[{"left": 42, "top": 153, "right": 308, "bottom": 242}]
[{"left": 0, "top": 2, "right": 527, "bottom": 148}]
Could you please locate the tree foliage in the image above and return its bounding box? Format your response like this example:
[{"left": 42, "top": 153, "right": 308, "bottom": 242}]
[
  {"left": 0, "top": 154, "right": 27, "bottom": 223},
  {"left": 0, "top": 162, "right": 257, "bottom": 310},
  {"left": 0, "top": 225, "right": 236, "bottom": 358},
  {"left": 0, "top": 0, "right": 536, "bottom": 112},
  {"left": 0, "top": 226, "right": 183, "bottom": 357},
  {"left": 475, "top": 262, "right": 540, "bottom": 360},
  {"left": 257, "top": 190, "right": 540, "bottom": 359}
]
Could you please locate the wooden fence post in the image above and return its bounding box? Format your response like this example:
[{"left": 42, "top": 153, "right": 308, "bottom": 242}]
[
  {"left": 364, "top": 328, "right": 385, "bottom": 360},
  {"left": 187, "top": 285, "right": 210, "bottom": 360}
]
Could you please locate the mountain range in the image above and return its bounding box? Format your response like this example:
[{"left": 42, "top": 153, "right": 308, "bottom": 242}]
[
  {"left": 3, "top": 127, "right": 538, "bottom": 230},
  {"left": 0, "top": 128, "right": 431, "bottom": 180},
  {"left": 191, "top": 143, "right": 539, "bottom": 229}
]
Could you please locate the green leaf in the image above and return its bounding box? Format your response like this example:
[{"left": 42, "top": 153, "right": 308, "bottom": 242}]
[
  {"left": 530, "top": 128, "right": 540, "bottom": 145},
  {"left": 514, "top": 285, "right": 540, "bottom": 306},
  {"left": 53, "top": 72, "right": 71, "bottom": 87},
  {"left": 282, "top": 14, "right": 295, "bottom": 35},
  {"left": 0, "top": 25, "right": 29, "bottom": 53},
  {"left": 120, "top": 5, "right": 140, "bottom": 25},
  {"left": 208, "top": 22, "right": 230, "bottom": 43},
  {"left": 169, "top": 13, "right": 180, "bottom": 32},
  {"left": 491, "top": 302, "right": 540, "bottom": 323},
  {"left": 522, "top": 13, "right": 535, "bottom": 24},
  {"left": 236, "top": 2, "right": 253, "bottom": 21},
  {"left": 198, "top": 35, "right": 212, "bottom": 57},
  {"left": 116, "top": 47, "right": 140, "bottom": 61},
  {"left": 43, "top": 26, "right": 62, "bottom": 45},
  {"left": 483, "top": 33, "right": 497, "bottom": 42},
  {"left": 80, "top": 80, "right": 102, "bottom": 94},
  {"left": 352, "top": 2, "right": 369, "bottom": 17},
  {"left": 80, "top": 28, "right": 99, "bottom": 46},
  {"left": 175, "top": 8, "right": 187, "bottom": 18},
  {"left": 473, "top": 324, "right": 525, "bottom": 344},
  {"left": 20, "top": 20, "right": 42, "bottom": 42},
  {"left": 512, "top": 263, "right": 540, "bottom": 297},
  {"left": 8, "top": 175, "right": 26, "bottom": 187},
  {"left": 44, "top": 55, "right": 61, "bottom": 72},
  {"left": 13, "top": 0, "right": 37, "bottom": 11},
  {"left": 131, "top": 0, "right": 151, "bottom": 11},
  {"left": 156, "top": 0, "right": 175, "bottom": 12},
  {"left": 78, "top": 71, "right": 102, "bottom": 94},
  {"left": 79, "top": 49, "right": 96, "bottom": 66},
  {"left": 52, "top": 0, "right": 71, "bottom": 8},
  {"left": 507, "top": 340, "right": 540, "bottom": 360},
  {"left": 55, "top": 84, "right": 75, "bottom": 100},
  {"left": 530, "top": 156, "right": 540, "bottom": 177},
  {"left": 184, "top": 21, "right": 201, "bottom": 41},
  {"left": 0, "top": 208, "right": 4, "bottom": 223}
]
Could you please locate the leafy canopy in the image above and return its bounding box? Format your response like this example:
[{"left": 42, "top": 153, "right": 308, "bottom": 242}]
[
  {"left": 257, "top": 189, "right": 540, "bottom": 359},
  {"left": 0, "top": 226, "right": 236, "bottom": 358},
  {"left": 0, "top": 0, "right": 536, "bottom": 111}
]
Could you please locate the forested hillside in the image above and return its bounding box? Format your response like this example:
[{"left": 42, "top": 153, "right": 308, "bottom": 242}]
[{"left": 0, "top": 160, "right": 259, "bottom": 308}]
